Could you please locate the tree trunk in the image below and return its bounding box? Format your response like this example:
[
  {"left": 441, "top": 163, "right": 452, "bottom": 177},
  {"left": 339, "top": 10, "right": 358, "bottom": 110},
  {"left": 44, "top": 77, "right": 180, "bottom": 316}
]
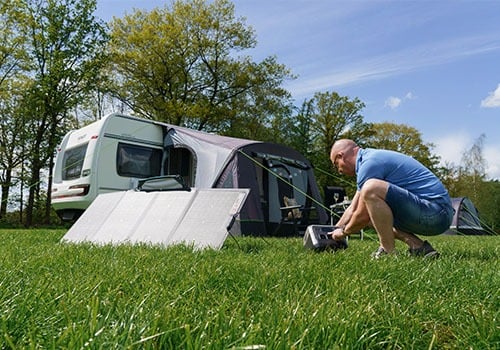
[
  {"left": 25, "top": 157, "right": 42, "bottom": 227},
  {"left": 44, "top": 153, "right": 55, "bottom": 224},
  {"left": 0, "top": 170, "right": 12, "bottom": 218}
]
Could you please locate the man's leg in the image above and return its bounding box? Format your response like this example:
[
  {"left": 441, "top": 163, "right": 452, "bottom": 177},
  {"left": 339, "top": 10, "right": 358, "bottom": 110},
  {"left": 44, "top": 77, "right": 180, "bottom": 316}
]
[
  {"left": 360, "top": 179, "right": 397, "bottom": 253},
  {"left": 393, "top": 229, "right": 424, "bottom": 249}
]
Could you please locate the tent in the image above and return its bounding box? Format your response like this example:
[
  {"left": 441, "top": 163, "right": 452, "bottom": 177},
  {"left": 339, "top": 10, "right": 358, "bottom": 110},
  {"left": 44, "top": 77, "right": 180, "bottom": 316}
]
[
  {"left": 443, "top": 197, "right": 488, "bottom": 235},
  {"left": 162, "top": 124, "right": 328, "bottom": 235}
]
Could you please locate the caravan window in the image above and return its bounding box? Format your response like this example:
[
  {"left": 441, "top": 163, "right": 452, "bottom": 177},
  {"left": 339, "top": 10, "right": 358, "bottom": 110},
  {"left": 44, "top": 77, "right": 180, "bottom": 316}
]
[
  {"left": 117, "top": 143, "right": 162, "bottom": 178},
  {"left": 62, "top": 143, "right": 88, "bottom": 180}
]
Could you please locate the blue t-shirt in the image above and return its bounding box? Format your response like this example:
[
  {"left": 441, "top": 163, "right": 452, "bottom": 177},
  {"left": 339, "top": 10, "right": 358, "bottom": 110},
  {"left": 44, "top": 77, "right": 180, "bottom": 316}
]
[{"left": 356, "top": 148, "right": 450, "bottom": 203}]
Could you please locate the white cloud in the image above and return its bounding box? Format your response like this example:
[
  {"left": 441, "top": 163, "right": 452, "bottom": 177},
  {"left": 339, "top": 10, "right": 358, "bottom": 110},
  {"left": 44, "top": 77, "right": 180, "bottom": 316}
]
[
  {"left": 432, "top": 133, "right": 470, "bottom": 166},
  {"left": 484, "top": 145, "right": 500, "bottom": 180},
  {"left": 384, "top": 96, "right": 401, "bottom": 109},
  {"left": 404, "top": 92, "right": 415, "bottom": 100},
  {"left": 384, "top": 92, "right": 415, "bottom": 110},
  {"left": 431, "top": 133, "right": 500, "bottom": 180},
  {"left": 287, "top": 34, "right": 500, "bottom": 99},
  {"left": 480, "top": 84, "right": 500, "bottom": 108}
]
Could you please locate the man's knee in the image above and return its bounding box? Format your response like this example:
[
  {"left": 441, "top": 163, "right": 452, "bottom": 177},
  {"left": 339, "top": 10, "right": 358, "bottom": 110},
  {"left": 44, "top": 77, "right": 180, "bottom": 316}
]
[{"left": 361, "top": 179, "right": 389, "bottom": 201}]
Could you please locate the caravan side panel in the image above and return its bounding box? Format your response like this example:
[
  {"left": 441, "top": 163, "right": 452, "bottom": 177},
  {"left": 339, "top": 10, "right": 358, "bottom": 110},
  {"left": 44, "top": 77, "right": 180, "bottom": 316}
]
[{"left": 95, "top": 115, "right": 164, "bottom": 193}]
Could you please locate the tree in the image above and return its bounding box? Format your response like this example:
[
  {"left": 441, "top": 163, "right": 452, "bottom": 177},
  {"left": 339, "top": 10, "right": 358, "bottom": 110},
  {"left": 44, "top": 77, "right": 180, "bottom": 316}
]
[
  {"left": 0, "top": 0, "right": 26, "bottom": 85},
  {"left": 444, "top": 134, "right": 487, "bottom": 203},
  {"left": 284, "top": 99, "right": 315, "bottom": 159},
  {"left": 0, "top": 79, "right": 27, "bottom": 218},
  {"left": 295, "top": 91, "right": 371, "bottom": 194},
  {"left": 0, "top": 1, "right": 28, "bottom": 220},
  {"left": 365, "top": 122, "right": 441, "bottom": 172},
  {"left": 18, "top": 0, "right": 108, "bottom": 226},
  {"left": 477, "top": 180, "right": 500, "bottom": 233},
  {"left": 461, "top": 134, "right": 487, "bottom": 182},
  {"left": 441, "top": 134, "right": 499, "bottom": 233},
  {"left": 309, "top": 91, "right": 369, "bottom": 154},
  {"left": 107, "top": 0, "right": 294, "bottom": 134}
]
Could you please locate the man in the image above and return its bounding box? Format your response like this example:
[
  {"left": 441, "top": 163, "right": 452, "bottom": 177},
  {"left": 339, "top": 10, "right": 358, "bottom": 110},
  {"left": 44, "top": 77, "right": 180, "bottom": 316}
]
[{"left": 329, "top": 139, "right": 454, "bottom": 258}]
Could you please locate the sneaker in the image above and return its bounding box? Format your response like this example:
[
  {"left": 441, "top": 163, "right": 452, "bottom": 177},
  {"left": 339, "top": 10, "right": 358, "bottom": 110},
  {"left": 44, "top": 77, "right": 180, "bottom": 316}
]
[
  {"left": 371, "top": 246, "right": 388, "bottom": 259},
  {"left": 408, "top": 241, "right": 440, "bottom": 258}
]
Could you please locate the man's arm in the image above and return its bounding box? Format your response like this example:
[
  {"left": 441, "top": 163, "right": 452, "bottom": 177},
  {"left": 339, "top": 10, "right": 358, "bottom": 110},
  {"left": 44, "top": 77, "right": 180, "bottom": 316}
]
[
  {"left": 333, "top": 191, "right": 359, "bottom": 227},
  {"left": 332, "top": 191, "right": 370, "bottom": 240}
]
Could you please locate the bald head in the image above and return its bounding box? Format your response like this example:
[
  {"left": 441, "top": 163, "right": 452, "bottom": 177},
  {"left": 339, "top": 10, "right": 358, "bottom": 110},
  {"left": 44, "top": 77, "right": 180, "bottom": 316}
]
[
  {"left": 330, "top": 139, "right": 359, "bottom": 176},
  {"left": 330, "top": 139, "right": 358, "bottom": 157}
]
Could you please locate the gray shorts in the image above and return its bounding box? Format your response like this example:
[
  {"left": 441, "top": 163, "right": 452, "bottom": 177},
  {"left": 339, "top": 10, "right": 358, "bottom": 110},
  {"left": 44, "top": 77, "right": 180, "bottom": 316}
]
[{"left": 385, "top": 184, "right": 454, "bottom": 236}]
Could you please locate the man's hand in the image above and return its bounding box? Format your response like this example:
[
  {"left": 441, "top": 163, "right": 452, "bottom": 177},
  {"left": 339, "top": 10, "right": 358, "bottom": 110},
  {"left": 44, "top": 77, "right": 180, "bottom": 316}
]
[{"left": 331, "top": 227, "right": 345, "bottom": 241}]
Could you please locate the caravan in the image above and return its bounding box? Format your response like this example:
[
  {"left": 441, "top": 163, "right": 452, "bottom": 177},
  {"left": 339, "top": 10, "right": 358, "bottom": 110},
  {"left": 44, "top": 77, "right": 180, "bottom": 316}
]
[
  {"left": 52, "top": 113, "right": 328, "bottom": 234},
  {"left": 52, "top": 114, "right": 164, "bottom": 220}
]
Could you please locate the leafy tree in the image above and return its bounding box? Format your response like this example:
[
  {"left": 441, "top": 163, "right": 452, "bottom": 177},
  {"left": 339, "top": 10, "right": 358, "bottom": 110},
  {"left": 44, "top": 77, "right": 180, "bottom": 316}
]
[
  {"left": 107, "top": 0, "right": 293, "bottom": 134},
  {"left": 477, "top": 180, "right": 500, "bottom": 233},
  {"left": 18, "top": 0, "right": 108, "bottom": 225},
  {"left": 309, "top": 91, "right": 369, "bottom": 154},
  {"left": 0, "top": 0, "right": 26, "bottom": 85},
  {"left": 295, "top": 91, "right": 371, "bottom": 195},
  {"left": 365, "top": 122, "right": 441, "bottom": 172},
  {"left": 285, "top": 99, "right": 315, "bottom": 159}
]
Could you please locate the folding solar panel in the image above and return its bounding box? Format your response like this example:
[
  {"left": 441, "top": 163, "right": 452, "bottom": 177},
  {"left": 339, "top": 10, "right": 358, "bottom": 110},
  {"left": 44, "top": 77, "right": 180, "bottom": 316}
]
[{"left": 61, "top": 188, "right": 249, "bottom": 249}]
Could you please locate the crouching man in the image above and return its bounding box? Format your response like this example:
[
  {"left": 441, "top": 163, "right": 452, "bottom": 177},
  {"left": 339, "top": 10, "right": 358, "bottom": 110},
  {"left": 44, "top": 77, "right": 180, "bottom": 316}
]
[{"left": 329, "top": 139, "right": 454, "bottom": 258}]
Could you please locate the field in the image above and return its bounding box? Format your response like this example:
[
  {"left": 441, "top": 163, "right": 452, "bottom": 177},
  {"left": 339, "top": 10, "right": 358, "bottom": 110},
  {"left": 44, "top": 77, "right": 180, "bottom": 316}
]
[{"left": 0, "top": 229, "right": 498, "bottom": 349}]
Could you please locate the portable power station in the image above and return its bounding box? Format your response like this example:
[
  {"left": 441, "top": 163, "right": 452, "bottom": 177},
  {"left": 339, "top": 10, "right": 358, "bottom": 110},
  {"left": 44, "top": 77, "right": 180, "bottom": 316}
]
[{"left": 303, "top": 225, "right": 348, "bottom": 251}]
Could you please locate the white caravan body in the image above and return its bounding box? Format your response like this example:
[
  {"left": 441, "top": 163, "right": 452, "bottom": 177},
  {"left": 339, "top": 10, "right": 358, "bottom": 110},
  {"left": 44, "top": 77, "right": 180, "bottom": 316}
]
[{"left": 52, "top": 114, "right": 164, "bottom": 220}]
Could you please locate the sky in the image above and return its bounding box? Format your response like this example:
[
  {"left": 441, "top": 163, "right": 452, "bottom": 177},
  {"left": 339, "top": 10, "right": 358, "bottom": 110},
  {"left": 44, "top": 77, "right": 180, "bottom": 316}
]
[{"left": 95, "top": 0, "right": 500, "bottom": 180}]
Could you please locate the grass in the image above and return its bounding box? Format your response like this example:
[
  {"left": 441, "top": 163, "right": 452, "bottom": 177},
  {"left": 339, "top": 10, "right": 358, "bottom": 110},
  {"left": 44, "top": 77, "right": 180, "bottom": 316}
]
[{"left": 0, "top": 229, "right": 498, "bottom": 349}]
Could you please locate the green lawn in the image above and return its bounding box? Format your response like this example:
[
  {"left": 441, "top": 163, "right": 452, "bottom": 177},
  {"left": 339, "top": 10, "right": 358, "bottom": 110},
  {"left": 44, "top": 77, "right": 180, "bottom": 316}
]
[{"left": 0, "top": 229, "right": 498, "bottom": 349}]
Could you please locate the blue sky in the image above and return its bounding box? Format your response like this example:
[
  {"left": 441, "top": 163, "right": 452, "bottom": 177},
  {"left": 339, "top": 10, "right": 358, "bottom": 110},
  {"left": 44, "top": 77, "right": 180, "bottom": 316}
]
[{"left": 96, "top": 0, "right": 500, "bottom": 180}]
